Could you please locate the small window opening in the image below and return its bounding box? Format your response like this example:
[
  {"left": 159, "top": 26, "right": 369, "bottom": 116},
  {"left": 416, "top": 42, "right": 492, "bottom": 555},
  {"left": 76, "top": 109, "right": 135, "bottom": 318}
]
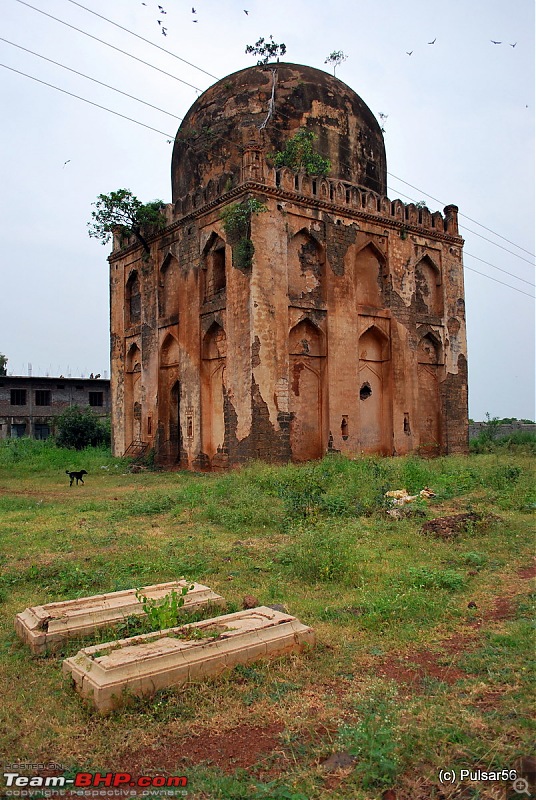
[
  {"left": 404, "top": 413, "right": 411, "bottom": 434},
  {"left": 187, "top": 414, "right": 193, "bottom": 439},
  {"left": 294, "top": 174, "right": 299, "bottom": 190},
  {"left": 89, "top": 392, "right": 103, "bottom": 407},
  {"left": 345, "top": 188, "right": 351, "bottom": 204},
  {"left": 10, "top": 389, "right": 26, "bottom": 406},
  {"left": 35, "top": 390, "right": 51, "bottom": 406},
  {"left": 341, "top": 415, "right": 349, "bottom": 440},
  {"left": 147, "top": 416, "right": 152, "bottom": 436},
  {"left": 360, "top": 383, "right": 372, "bottom": 401},
  {"left": 312, "top": 179, "right": 317, "bottom": 195}
]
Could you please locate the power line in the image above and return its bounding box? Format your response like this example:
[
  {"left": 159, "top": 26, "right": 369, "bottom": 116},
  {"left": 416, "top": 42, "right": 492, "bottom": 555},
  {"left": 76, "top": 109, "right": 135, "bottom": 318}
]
[
  {"left": 14, "top": 0, "right": 205, "bottom": 93},
  {"left": 63, "top": 0, "right": 219, "bottom": 81},
  {"left": 0, "top": 36, "right": 183, "bottom": 121},
  {"left": 2, "top": 39, "right": 531, "bottom": 297},
  {"left": 464, "top": 251, "right": 534, "bottom": 288},
  {"left": 0, "top": 62, "right": 176, "bottom": 138},
  {"left": 17, "top": 0, "right": 532, "bottom": 265},
  {"left": 2, "top": 61, "right": 530, "bottom": 300},
  {"left": 388, "top": 186, "right": 535, "bottom": 288},
  {"left": 386, "top": 172, "right": 535, "bottom": 259},
  {"left": 464, "top": 265, "right": 535, "bottom": 299},
  {"left": 389, "top": 172, "right": 535, "bottom": 265}
]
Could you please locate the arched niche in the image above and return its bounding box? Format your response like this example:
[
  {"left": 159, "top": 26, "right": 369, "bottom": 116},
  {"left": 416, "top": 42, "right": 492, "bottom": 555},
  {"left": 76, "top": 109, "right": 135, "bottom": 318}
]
[
  {"left": 158, "top": 253, "right": 180, "bottom": 318},
  {"left": 289, "top": 317, "right": 326, "bottom": 357},
  {"left": 417, "top": 333, "right": 442, "bottom": 452},
  {"left": 288, "top": 319, "right": 326, "bottom": 461},
  {"left": 358, "top": 325, "right": 391, "bottom": 454},
  {"left": 160, "top": 332, "right": 180, "bottom": 367},
  {"left": 355, "top": 241, "right": 385, "bottom": 308},
  {"left": 125, "top": 342, "right": 142, "bottom": 446},
  {"left": 201, "top": 323, "right": 226, "bottom": 460},
  {"left": 202, "top": 233, "right": 226, "bottom": 301},
  {"left": 288, "top": 229, "right": 325, "bottom": 304},
  {"left": 126, "top": 270, "right": 141, "bottom": 325},
  {"left": 158, "top": 334, "right": 181, "bottom": 456},
  {"left": 415, "top": 255, "right": 443, "bottom": 316}
]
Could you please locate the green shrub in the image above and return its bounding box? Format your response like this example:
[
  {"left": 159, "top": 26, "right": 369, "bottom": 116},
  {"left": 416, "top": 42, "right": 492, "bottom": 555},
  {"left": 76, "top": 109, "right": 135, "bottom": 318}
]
[{"left": 55, "top": 405, "right": 110, "bottom": 450}]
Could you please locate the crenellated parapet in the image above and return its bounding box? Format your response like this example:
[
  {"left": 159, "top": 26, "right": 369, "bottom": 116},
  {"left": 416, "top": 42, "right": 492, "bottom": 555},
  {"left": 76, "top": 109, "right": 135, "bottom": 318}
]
[{"left": 169, "top": 159, "right": 461, "bottom": 240}]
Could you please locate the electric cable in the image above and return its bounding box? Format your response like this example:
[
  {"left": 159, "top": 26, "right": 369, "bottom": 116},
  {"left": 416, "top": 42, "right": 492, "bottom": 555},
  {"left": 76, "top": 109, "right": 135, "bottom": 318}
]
[
  {"left": 2, "top": 60, "right": 531, "bottom": 299},
  {"left": 62, "top": 0, "right": 219, "bottom": 81},
  {"left": 2, "top": 28, "right": 532, "bottom": 295},
  {"left": 14, "top": 0, "right": 205, "bottom": 93},
  {"left": 0, "top": 36, "right": 183, "bottom": 121},
  {"left": 0, "top": 62, "right": 176, "bottom": 138},
  {"left": 15, "top": 0, "right": 533, "bottom": 264}
]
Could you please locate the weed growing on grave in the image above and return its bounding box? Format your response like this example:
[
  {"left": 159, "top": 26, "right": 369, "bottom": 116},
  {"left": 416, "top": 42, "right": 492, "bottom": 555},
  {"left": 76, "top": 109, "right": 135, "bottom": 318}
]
[{"left": 135, "top": 584, "right": 193, "bottom": 631}]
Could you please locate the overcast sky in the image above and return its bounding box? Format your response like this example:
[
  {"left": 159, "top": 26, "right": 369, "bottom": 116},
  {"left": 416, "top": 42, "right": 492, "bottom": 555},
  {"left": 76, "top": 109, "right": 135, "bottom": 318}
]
[{"left": 1, "top": 0, "right": 534, "bottom": 421}]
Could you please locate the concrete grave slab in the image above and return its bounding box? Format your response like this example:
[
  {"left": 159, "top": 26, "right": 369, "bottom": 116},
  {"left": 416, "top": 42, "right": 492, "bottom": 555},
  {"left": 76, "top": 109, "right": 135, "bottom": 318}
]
[
  {"left": 63, "top": 606, "right": 315, "bottom": 713},
  {"left": 15, "top": 581, "right": 225, "bottom": 655}
]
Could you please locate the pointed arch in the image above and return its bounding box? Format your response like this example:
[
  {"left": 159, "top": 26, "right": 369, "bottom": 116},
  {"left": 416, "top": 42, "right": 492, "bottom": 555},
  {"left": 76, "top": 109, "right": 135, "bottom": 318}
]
[
  {"left": 288, "top": 318, "right": 326, "bottom": 461},
  {"left": 160, "top": 332, "right": 180, "bottom": 366},
  {"left": 202, "top": 233, "right": 226, "bottom": 301},
  {"left": 417, "top": 332, "right": 442, "bottom": 452},
  {"left": 126, "top": 270, "right": 141, "bottom": 325},
  {"left": 125, "top": 342, "right": 142, "bottom": 446},
  {"left": 415, "top": 255, "right": 443, "bottom": 315},
  {"left": 354, "top": 241, "right": 386, "bottom": 308},
  {"left": 158, "top": 252, "right": 180, "bottom": 318},
  {"left": 201, "top": 323, "right": 227, "bottom": 461},
  {"left": 288, "top": 229, "right": 325, "bottom": 304},
  {"left": 358, "top": 324, "right": 391, "bottom": 454}
]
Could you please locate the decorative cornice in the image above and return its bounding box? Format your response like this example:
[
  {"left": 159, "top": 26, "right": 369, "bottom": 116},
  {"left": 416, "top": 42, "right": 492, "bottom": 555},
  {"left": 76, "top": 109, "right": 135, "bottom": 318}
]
[{"left": 109, "top": 179, "right": 463, "bottom": 262}]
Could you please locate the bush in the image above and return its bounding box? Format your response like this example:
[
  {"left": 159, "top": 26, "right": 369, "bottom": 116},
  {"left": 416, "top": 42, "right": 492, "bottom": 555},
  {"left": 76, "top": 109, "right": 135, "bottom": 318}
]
[{"left": 55, "top": 405, "right": 110, "bottom": 450}]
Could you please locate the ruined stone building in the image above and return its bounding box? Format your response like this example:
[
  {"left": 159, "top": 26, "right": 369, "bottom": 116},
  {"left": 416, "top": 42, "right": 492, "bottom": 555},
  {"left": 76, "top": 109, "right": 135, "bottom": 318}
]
[{"left": 109, "top": 63, "right": 468, "bottom": 467}]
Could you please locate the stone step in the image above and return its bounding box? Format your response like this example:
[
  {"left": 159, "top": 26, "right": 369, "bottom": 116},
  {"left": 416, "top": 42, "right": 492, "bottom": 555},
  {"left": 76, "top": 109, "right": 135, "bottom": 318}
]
[
  {"left": 15, "top": 581, "right": 225, "bottom": 654},
  {"left": 63, "top": 606, "right": 315, "bottom": 713}
]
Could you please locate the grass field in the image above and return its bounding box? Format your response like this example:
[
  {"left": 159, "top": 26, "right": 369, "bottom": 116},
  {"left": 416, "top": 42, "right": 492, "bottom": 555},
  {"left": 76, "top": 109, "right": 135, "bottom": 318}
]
[{"left": 0, "top": 438, "right": 534, "bottom": 800}]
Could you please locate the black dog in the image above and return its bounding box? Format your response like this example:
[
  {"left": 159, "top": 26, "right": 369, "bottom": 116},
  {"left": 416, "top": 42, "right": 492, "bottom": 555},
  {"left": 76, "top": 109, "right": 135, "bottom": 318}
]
[{"left": 66, "top": 469, "right": 87, "bottom": 486}]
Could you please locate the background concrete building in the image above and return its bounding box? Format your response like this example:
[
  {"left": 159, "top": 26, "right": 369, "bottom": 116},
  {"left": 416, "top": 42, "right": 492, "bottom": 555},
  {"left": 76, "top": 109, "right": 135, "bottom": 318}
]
[
  {"left": 109, "top": 63, "right": 468, "bottom": 468},
  {"left": 0, "top": 376, "right": 110, "bottom": 440}
]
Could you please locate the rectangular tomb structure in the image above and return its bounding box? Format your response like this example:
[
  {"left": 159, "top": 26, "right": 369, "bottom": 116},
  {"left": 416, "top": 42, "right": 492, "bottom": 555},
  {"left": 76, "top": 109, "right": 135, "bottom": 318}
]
[
  {"left": 15, "top": 581, "right": 225, "bottom": 654},
  {"left": 63, "top": 606, "right": 315, "bottom": 713}
]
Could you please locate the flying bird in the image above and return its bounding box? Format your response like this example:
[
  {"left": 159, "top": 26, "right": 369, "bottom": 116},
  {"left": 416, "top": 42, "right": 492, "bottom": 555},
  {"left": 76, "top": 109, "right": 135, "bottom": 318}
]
[
  {"left": 192, "top": 18, "right": 198, "bottom": 22},
  {"left": 428, "top": 38, "right": 436, "bottom": 44},
  {"left": 192, "top": 6, "right": 196, "bottom": 11},
  {"left": 161, "top": 26, "right": 167, "bottom": 35},
  {"left": 406, "top": 50, "right": 413, "bottom": 55},
  {"left": 63, "top": 159, "right": 70, "bottom": 167},
  {"left": 510, "top": 42, "right": 517, "bottom": 47},
  {"left": 244, "top": 8, "right": 249, "bottom": 13},
  {"left": 158, "top": 5, "right": 166, "bottom": 12},
  {"left": 490, "top": 40, "right": 502, "bottom": 44}
]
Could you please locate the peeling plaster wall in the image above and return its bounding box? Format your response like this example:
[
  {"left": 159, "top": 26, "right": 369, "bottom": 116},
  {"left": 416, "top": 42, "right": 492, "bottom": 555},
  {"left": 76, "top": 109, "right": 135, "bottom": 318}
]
[{"left": 109, "top": 63, "right": 468, "bottom": 467}]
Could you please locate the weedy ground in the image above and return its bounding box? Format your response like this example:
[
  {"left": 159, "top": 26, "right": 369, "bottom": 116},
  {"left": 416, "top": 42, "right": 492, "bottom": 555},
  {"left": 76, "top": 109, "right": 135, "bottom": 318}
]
[{"left": 0, "top": 438, "right": 534, "bottom": 800}]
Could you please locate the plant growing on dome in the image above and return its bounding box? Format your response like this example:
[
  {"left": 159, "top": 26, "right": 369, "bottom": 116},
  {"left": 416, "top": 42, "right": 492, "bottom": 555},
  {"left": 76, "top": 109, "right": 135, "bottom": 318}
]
[
  {"left": 88, "top": 189, "right": 166, "bottom": 255},
  {"left": 271, "top": 129, "right": 331, "bottom": 176},
  {"left": 324, "top": 50, "right": 348, "bottom": 76},
  {"left": 220, "top": 197, "right": 267, "bottom": 269},
  {"left": 245, "top": 35, "right": 287, "bottom": 65}
]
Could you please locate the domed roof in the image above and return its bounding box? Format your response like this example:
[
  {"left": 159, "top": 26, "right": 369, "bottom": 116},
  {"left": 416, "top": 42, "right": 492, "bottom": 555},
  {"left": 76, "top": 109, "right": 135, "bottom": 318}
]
[{"left": 171, "top": 63, "right": 387, "bottom": 202}]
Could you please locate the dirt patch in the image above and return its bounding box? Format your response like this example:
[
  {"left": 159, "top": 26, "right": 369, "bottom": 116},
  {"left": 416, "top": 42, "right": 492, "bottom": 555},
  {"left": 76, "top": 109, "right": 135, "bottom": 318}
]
[
  {"left": 121, "top": 722, "right": 285, "bottom": 774},
  {"left": 377, "top": 649, "right": 467, "bottom": 687},
  {"left": 421, "top": 512, "right": 498, "bottom": 539},
  {"left": 518, "top": 560, "right": 536, "bottom": 580}
]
